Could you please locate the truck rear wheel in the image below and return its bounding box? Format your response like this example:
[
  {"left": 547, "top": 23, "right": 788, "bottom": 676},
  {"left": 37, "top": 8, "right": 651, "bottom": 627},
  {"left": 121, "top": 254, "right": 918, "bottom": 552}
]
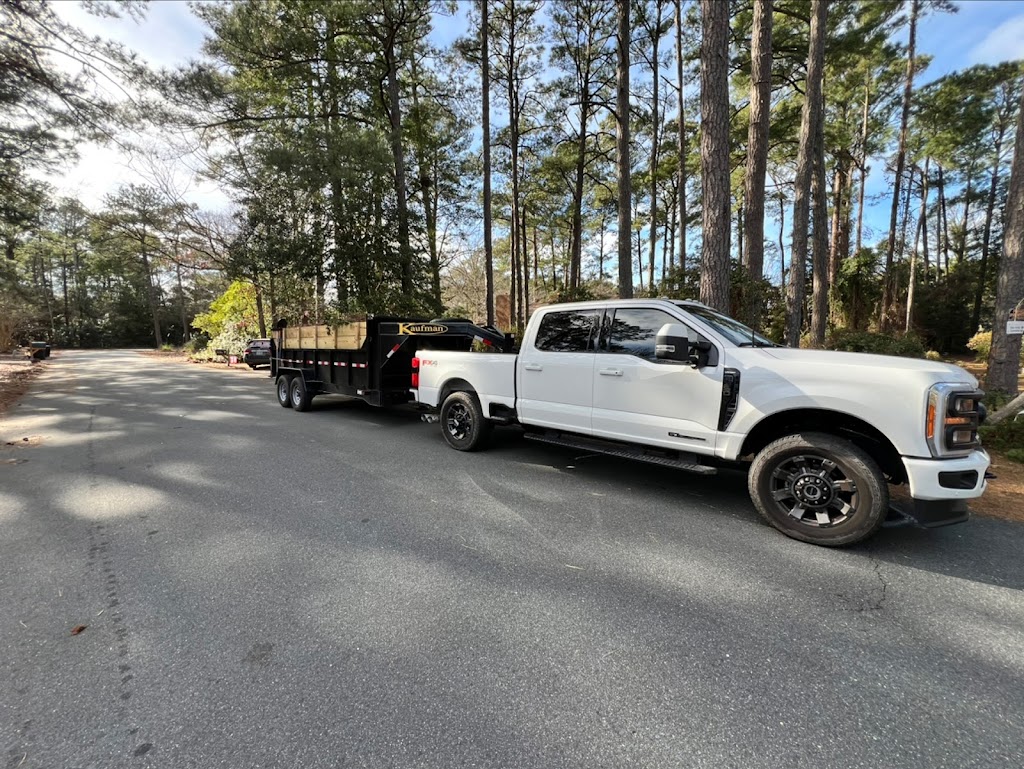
[
  {"left": 440, "top": 391, "right": 492, "bottom": 451},
  {"left": 289, "top": 377, "right": 312, "bottom": 412},
  {"left": 276, "top": 375, "right": 292, "bottom": 408},
  {"left": 748, "top": 432, "right": 888, "bottom": 546}
]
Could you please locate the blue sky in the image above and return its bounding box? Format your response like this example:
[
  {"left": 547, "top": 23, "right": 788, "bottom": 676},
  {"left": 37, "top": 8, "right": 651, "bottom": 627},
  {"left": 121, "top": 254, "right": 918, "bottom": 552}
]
[{"left": 50, "top": 0, "right": 1024, "bottom": 273}]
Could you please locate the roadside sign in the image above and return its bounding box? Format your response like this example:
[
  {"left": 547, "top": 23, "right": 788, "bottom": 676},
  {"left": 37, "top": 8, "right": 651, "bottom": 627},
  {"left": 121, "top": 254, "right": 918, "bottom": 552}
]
[{"left": 1007, "top": 321, "right": 1024, "bottom": 335}]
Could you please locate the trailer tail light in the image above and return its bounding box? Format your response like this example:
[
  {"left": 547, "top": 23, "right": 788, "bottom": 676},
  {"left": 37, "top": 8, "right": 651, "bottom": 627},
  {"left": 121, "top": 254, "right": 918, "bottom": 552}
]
[{"left": 411, "top": 356, "right": 420, "bottom": 389}]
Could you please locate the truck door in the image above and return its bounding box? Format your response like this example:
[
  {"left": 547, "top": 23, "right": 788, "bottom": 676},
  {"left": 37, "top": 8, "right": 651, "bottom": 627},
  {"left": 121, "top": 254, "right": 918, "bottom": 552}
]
[
  {"left": 516, "top": 308, "right": 600, "bottom": 434},
  {"left": 591, "top": 307, "right": 723, "bottom": 454}
]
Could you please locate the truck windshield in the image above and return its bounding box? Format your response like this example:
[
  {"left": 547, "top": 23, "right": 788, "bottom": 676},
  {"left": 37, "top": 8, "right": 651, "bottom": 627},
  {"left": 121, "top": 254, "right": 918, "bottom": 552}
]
[{"left": 673, "top": 303, "right": 780, "bottom": 347}]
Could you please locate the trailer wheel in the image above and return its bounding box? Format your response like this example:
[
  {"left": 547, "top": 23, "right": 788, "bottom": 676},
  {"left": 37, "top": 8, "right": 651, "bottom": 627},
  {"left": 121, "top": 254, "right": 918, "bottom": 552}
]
[
  {"left": 748, "top": 432, "right": 888, "bottom": 546},
  {"left": 289, "top": 376, "right": 312, "bottom": 412},
  {"left": 276, "top": 375, "right": 292, "bottom": 408},
  {"left": 440, "top": 391, "right": 492, "bottom": 451}
]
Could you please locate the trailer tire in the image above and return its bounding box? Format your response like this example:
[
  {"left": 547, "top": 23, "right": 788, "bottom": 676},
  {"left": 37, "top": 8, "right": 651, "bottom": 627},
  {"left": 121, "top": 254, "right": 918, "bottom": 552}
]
[
  {"left": 276, "top": 375, "right": 293, "bottom": 408},
  {"left": 748, "top": 432, "right": 888, "bottom": 546},
  {"left": 289, "top": 376, "right": 312, "bottom": 412},
  {"left": 440, "top": 391, "right": 492, "bottom": 451}
]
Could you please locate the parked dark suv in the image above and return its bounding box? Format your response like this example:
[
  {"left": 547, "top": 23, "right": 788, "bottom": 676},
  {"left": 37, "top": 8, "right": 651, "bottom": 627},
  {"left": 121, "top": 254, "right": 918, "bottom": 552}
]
[{"left": 243, "top": 339, "right": 272, "bottom": 369}]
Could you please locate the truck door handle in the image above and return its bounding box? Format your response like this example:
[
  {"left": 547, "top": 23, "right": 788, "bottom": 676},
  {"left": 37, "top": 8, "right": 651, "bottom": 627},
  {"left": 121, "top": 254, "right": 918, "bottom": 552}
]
[
  {"left": 523, "top": 363, "right": 543, "bottom": 372},
  {"left": 599, "top": 368, "right": 623, "bottom": 377}
]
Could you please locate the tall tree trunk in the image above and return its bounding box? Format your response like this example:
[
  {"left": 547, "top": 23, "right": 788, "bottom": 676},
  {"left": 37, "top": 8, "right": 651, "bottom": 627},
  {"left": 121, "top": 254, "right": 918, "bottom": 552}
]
[
  {"left": 958, "top": 169, "right": 973, "bottom": 265},
  {"left": 742, "top": 0, "right": 772, "bottom": 326},
  {"left": 570, "top": 91, "right": 590, "bottom": 291},
  {"left": 675, "top": 0, "right": 687, "bottom": 274},
  {"left": 899, "top": 166, "right": 916, "bottom": 264},
  {"left": 986, "top": 85, "right": 1024, "bottom": 394},
  {"left": 647, "top": 0, "right": 663, "bottom": 292},
  {"left": 507, "top": 2, "right": 523, "bottom": 327},
  {"left": 667, "top": 180, "right": 675, "bottom": 274},
  {"left": 699, "top": 0, "right": 731, "bottom": 312},
  {"left": 140, "top": 244, "right": 163, "bottom": 347},
  {"left": 736, "top": 202, "right": 744, "bottom": 275},
  {"left": 974, "top": 125, "right": 1007, "bottom": 332},
  {"left": 482, "top": 0, "right": 495, "bottom": 326},
  {"left": 854, "top": 80, "right": 870, "bottom": 256},
  {"left": 384, "top": 38, "right": 413, "bottom": 295},
  {"left": 177, "top": 262, "right": 189, "bottom": 342},
  {"left": 840, "top": 165, "right": 853, "bottom": 266},
  {"left": 920, "top": 157, "right": 930, "bottom": 282},
  {"left": 778, "top": 194, "right": 786, "bottom": 284},
  {"left": 828, "top": 165, "right": 845, "bottom": 288},
  {"left": 906, "top": 209, "right": 923, "bottom": 333},
  {"left": 786, "top": 0, "right": 826, "bottom": 346},
  {"left": 636, "top": 228, "right": 644, "bottom": 291},
  {"left": 880, "top": 0, "right": 918, "bottom": 328},
  {"left": 616, "top": 0, "right": 633, "bottom": 298},
  {"left": 521, "top": 206, "right": 529, "bottom": 324},
  {"left": 810, "top": 85, "right": 829, "bottom": 349},
  {"left": 938, "top": 162, "right": 950, "bottom": 278},
  {"left": 253, "top": 272, "right": 267, "bottom": 339},
  {"left": 410, "top": 60, "right": 443, "bottom": 314}
]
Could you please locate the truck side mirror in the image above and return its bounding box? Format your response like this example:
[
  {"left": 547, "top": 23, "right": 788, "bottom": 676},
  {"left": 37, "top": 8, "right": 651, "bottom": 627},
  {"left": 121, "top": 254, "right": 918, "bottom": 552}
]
[{"left": 655, "top": 324, "right": 691, "bottom": 364}]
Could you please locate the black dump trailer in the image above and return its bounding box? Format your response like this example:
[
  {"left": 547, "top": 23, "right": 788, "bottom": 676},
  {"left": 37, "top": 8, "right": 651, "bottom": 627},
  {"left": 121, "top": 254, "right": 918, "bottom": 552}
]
[{"left": 272, "top": 316, "right": 513, "bottom": 411}]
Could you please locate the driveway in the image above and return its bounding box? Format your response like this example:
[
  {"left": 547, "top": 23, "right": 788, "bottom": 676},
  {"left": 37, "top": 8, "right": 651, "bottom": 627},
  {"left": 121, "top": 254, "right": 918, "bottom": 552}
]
[{"left": 1, "top": 350, "right": 1022, "bottom": 768}]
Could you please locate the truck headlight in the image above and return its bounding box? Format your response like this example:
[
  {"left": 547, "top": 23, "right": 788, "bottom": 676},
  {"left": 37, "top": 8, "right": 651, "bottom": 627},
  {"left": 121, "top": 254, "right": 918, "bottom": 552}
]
[{"left": 927, "top": 384, "right": 983, "bottom": 457}]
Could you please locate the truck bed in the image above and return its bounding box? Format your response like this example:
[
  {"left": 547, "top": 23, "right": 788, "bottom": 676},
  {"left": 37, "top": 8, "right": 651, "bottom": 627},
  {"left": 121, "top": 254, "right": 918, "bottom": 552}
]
[{"left": 415, "top": 351, "right": 518, "bottom": 417}]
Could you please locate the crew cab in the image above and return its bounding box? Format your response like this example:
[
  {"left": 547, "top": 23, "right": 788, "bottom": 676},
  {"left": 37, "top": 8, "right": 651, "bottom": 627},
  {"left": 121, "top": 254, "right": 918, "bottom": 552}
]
[{"left": 413, "top": 299, "right": 989, "bottom": 546}]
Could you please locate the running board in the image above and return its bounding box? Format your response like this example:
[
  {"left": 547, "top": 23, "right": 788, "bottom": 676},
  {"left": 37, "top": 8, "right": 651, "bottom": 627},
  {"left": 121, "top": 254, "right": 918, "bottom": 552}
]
[{"left": 525, "top": 431, "right": 717, "bottom": 475}]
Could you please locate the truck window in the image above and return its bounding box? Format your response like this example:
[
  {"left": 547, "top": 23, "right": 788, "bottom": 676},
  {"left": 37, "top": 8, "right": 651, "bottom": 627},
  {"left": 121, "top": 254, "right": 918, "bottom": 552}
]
[
  {"left": 535, "top": 310, "right": 600, "bottom": 352},
  {"left": 605, "top": 308, "right": 687, "bottom": 361}
]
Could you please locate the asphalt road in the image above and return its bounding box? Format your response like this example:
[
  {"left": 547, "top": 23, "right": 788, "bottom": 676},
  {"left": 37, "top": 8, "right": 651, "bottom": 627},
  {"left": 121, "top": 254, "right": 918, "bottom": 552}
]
[{"left": 1, "top": 349, "right": 1023, "bottom": 769}]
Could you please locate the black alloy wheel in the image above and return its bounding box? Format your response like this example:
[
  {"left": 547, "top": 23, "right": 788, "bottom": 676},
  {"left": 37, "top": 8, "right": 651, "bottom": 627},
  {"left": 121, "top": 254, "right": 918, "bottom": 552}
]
[{"left": 748, "top": 432, "right": 888, "bottom": 546}]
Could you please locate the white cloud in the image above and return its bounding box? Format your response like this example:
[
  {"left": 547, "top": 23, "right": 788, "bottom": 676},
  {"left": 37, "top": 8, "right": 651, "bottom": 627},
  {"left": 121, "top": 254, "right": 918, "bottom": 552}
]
[
  {"left": 968, "top": 14, "right": 1024, "bottom": 65},
  {"left": 55, "top": 1, "right": 208, "bottom": 70},
  {"left": 35, "top": 3, "right": 229, "bottom": 212}
]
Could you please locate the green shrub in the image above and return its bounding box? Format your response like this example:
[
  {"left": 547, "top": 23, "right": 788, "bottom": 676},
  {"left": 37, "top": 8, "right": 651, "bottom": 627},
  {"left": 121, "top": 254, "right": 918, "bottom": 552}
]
[
  {"left": 967, "top": 330, "right": 1024, "bottom": 364},
  {"left": 826, "top": 329, "right": 926, "bottom": 358},
  {"left": 979, "top": 418, "right": 1024, "bottom": 454},
  {"left": 1006, "top": 448, "right": 1024, "bottom": 464},
  {"left": 967, "top": 331, "right": 992, "bottom": 360},
  {"left": 187, "top": 327, "right": 250, "bottom": 362},
  {"left": 183, "top": 336, "right": 208, "bottom": 355},
  {"left": 925, "top": 350, "right": 942, "bottom": 361}
]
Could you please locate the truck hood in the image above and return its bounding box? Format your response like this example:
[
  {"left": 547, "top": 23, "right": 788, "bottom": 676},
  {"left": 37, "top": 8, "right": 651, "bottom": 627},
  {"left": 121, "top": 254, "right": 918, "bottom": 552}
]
[{"left": 741, "top": 347, "right": 979, "bottom": 388}]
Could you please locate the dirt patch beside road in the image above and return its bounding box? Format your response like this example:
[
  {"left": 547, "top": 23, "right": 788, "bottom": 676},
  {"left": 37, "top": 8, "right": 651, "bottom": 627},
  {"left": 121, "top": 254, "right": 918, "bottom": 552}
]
[
  {"left": 136, "top": 349, "right": 269, "bottom": 376},
  {"left": 0, "top": 358, "right": 46, "bottom": 417}
]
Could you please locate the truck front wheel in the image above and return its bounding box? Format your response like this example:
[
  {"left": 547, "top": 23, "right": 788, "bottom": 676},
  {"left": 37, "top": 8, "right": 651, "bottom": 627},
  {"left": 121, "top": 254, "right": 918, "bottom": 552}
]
[
  {"left": 748, "top": 432, "right": 888, "bottom": 546},
  {"left": 276, "top": 375, "right": 293, "bottom": 408},
  {"left": 440, "top": 391, "right": 492, "bottom": 451}
]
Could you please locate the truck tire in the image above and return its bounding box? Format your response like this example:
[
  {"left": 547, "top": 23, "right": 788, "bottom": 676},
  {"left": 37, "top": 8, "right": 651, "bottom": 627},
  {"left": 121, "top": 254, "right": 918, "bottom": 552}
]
[
  {"left": 440, "top": 391, "right": 492, "bottom": 452},
  {"left": 748, "top": 432, "right": 888, "bottom": 546},
  {"left": 276, "top": 375, "right": 292, "bottom": 408},
  {"left": 289, "top": 376, "right": 312, "bottom": 412}
]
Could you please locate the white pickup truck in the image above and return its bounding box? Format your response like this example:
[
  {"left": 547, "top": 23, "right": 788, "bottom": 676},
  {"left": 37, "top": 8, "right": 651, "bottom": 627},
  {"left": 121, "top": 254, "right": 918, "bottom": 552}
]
[{"left": 413, "top": 298, "right": 990, "bottom": 546}]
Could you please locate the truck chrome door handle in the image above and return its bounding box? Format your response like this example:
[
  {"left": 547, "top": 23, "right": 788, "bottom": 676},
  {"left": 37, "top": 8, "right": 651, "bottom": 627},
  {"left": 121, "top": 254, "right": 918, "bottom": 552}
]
[
  {"left": 523, "top": 363, "right": 543, "bottom": 372},
  {"left": 599, "top": 368, "right": 623, "bottom": 377}
]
